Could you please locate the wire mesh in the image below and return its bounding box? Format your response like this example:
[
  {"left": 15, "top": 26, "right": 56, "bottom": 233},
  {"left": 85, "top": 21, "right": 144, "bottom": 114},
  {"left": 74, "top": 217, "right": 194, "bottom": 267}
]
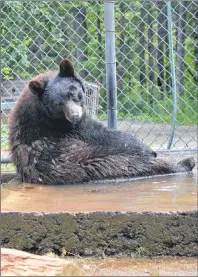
[
  {"left": 1, "top": 0, "right": 198, "bottom": 172},
  {"left": 114, "top": 0, "right": 197, "bottom": 150}
]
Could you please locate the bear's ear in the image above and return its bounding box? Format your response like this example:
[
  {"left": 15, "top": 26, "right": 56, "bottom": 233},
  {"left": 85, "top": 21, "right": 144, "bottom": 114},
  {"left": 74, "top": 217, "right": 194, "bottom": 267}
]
[
  {"left": 29, "top": 78, "right": 48, "bottom": 97},
  {"left": 59, "top": 58, "right": 75, "bottom": 77}
]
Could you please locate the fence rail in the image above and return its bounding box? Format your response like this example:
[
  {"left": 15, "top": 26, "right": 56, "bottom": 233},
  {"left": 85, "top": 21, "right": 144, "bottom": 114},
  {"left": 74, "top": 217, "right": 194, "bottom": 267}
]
[{"left": 1, "top": 0, "right": 198, "bottom": 169}]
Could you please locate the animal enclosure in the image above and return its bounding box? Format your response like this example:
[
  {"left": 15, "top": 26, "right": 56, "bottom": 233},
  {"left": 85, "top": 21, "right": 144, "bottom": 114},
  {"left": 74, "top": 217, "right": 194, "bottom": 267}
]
[{"left": 1, "top": 0, "right": 198, "bottom": 170}]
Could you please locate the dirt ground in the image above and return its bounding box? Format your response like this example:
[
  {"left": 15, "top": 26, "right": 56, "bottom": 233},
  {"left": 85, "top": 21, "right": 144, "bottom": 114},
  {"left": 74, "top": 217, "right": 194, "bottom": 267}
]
[
  {"left": 1, "top": 119, "right": 197, "bottom": 150},
  {"left": 1, "top": 120, "right": 197, "bottom": 160},
  {"left": 76, "top": 256, "right": 198, "bottom": 276},
  {"left": 2, "top": 248, "right": 198, "bottom": 276},
  {"left": 101, "top": 120, "right": 198, "bottom": 150}
]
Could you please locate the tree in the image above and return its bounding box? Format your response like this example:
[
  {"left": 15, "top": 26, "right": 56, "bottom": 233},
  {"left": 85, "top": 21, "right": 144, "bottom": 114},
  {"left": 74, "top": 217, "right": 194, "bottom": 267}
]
[
  {"left": 147, "top": 4, "right": 155, "bottom": 106},
  {"left": 1, "top": 0, "right": 197, "bottom": 125},
  {"left": 175, "top": 1, "right": 187, "bottom": 96},
  {"left": 156, "top": 1, "right": 166, "bottom": 98},
  {"left": 164, "top": 14, "right": 171, "bottom": 94},
  {"left": 73, "top": 6, "right": 88, "bottom": 78},
  {"left": 194, "top": 6, "right": 198, "bottom": 82},
  {"left": 139, "top": 6, "right": 146, "bottom": 87},
  {"left": 117, "top": 1, "right": 127, "bottom": 94}
]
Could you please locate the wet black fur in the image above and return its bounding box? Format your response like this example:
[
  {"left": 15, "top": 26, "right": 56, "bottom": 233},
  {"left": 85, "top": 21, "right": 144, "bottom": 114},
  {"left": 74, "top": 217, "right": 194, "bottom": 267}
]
[{"left": 9, "top": 59, "right": 195, "bottom": 185}]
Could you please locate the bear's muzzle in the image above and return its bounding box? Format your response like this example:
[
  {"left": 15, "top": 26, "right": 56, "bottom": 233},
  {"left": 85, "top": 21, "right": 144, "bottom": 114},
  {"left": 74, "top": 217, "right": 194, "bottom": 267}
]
[{"left": 63, "top": 100, "right": 83, "bottom": 123}]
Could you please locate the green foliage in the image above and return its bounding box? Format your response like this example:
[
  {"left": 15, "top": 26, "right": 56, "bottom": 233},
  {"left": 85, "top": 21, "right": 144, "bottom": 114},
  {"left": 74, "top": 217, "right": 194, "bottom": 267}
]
[
  {"left": 1, "top": 1, "right": 197, "bottom": 125},
  {"left": 1, "top": 125, "right": 15, "bottom": 172},
  {"left": 134, "top": 246, "right": 150, "bottom": 257},
  {"left": 1, "top": 163, "right": 16, "bottom": 173},
  {"left": 1, "top": 125, "right": 9, "bottom": 150}
]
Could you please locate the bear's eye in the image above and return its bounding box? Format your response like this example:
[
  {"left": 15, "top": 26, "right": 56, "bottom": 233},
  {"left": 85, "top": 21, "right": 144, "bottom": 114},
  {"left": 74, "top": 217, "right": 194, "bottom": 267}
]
[
  {"left": 72, "top": 98, "right": 79, "bottom": 103},
  {"left": 54, "top": 102, "right": 61, "bottom": 107},
  {"left": 78, "top": 92, "right": 83, "bottom": 101}
]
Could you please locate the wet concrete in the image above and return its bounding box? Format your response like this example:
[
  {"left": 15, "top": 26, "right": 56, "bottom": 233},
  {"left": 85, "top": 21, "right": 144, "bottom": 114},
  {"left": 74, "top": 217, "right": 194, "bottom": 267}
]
[
  {"left": 2, "top": 174, "right": 197, "bottom": 213},
  {"left": 2, "top": 210, "right": 198, "bottom": 257},
  {"left": 2, "top": 172, "right": 198, "bottom": 258}
]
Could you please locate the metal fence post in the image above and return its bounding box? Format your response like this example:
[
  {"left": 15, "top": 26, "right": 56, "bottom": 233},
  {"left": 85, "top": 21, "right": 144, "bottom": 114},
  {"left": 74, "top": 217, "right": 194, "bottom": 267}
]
[
  {"left": 167, "top": 0, "right": 177, "bottom": 149},
  {"left": 104, "top": 0, "right": 117, "bottom": 130},
  {"left": 1, "top": 0, "right": 197, "bottom": 166}
]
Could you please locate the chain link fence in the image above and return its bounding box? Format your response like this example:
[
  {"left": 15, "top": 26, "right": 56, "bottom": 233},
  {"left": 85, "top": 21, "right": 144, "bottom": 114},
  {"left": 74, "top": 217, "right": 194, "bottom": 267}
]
[{"left": 1, "top": 0, "right": 198, "bottom": 172}]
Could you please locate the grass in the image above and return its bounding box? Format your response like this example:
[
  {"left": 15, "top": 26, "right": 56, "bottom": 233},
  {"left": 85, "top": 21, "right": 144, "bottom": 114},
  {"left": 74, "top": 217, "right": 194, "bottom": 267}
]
[
  {"left": 134, "top": 246, "right": 150, "bottom": 258},
  {"left": 1, "top": 163, "right": 16, "bottom": 172}
]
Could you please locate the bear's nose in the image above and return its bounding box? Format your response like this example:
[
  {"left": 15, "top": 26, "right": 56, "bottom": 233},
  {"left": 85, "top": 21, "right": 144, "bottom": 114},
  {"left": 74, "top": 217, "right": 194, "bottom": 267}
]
[
  {"left": 63, "top": 100, "right": 83, "bottom": 123},
  {"left": 68, "top": 91, "right": 76, "bottom": 100},
  {"left": 68, "top": 85, "right": 77, "bottom": 95}
]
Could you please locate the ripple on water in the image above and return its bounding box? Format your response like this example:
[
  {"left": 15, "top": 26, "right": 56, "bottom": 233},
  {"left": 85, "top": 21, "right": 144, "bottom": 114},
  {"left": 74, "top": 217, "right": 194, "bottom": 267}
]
[{"left": 2, "top": 174, "right": 197, "bottom": 213}]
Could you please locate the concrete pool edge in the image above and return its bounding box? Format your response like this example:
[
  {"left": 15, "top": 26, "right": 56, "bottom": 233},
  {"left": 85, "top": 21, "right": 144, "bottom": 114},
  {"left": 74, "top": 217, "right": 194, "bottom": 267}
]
[
  {"left": 2, "top": 210, "right": 198, "bottom": 257},
  {"left": 0, "top": 170, "right": 196, "bottom": 184}
]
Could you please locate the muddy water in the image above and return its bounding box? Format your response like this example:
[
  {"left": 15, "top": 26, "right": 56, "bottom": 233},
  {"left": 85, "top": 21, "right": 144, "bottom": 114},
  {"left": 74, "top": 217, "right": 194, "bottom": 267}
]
[{"left": 2, "top": 173, "right": 197, "bottom": 212}]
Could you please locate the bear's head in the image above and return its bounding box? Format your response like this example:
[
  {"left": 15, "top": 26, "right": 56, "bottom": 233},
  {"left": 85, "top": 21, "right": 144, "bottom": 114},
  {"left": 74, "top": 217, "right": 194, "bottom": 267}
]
[{"left": 29, "top": 59, "right": 86, "bottom": 123}]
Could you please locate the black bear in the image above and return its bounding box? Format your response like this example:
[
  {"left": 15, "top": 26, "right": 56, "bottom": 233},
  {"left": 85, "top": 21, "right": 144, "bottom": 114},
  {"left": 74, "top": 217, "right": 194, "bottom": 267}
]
[{"left": 9, "top": 59, "right": 195, "bottom": 185}]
